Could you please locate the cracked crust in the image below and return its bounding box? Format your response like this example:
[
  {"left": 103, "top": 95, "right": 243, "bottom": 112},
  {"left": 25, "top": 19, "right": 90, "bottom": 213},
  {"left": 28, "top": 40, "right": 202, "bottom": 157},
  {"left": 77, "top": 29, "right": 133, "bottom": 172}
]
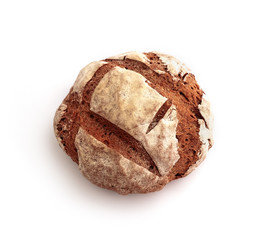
[
  {"left": 54, "top": 51, "right": 214, "bottom": 194},
  {"left": 152, "top": 51, "right": 190, "bottom": 77}
]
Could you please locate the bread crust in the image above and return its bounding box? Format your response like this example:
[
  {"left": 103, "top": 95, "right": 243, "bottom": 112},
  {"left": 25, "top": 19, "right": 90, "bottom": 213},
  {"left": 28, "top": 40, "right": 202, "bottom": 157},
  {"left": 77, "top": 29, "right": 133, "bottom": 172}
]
[{"left": 54, "top": 51, "right": 213, "bottom": 194}]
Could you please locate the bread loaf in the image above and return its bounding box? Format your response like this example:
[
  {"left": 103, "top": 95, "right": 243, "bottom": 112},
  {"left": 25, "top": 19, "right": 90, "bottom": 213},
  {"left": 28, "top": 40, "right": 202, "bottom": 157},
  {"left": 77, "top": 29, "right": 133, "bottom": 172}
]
[{"left": 54, "top": 51, "right": 213, "bottom": 195}]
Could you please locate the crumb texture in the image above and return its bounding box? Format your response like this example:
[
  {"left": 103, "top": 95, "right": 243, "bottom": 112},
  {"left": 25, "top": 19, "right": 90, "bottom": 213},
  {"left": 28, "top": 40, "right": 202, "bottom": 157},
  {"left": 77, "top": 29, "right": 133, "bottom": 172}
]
[{"left": 54, "top": 51, "right": 214, "bottom": 194}]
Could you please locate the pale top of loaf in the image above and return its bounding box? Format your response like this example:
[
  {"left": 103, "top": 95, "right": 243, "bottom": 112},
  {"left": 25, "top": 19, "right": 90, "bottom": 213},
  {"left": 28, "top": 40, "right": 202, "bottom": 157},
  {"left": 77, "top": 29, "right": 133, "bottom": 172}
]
[{"left": 90, "top": 67, "right": 179, "bottom": 175}]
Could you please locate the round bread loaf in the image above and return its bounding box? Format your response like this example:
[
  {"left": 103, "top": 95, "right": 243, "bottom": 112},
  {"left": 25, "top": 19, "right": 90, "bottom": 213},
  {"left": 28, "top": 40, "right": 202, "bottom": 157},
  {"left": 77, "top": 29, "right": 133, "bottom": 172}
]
[{"left": 54, "top": 51, "right": 213, "bottom": 195}]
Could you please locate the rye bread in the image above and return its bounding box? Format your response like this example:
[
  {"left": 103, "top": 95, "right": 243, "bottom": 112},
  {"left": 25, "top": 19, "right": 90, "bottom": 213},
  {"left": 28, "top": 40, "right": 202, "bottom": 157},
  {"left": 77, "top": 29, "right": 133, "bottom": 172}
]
[{"left": 54, "top": 51, "right": 213, "bottom": 195}]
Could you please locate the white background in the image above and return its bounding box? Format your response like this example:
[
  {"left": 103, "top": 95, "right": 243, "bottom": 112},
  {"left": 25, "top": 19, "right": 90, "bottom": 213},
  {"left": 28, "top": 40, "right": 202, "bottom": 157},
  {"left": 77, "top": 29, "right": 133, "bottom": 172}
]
[{"left": 1, "top": 0, "right": 267, "bottom": 239}]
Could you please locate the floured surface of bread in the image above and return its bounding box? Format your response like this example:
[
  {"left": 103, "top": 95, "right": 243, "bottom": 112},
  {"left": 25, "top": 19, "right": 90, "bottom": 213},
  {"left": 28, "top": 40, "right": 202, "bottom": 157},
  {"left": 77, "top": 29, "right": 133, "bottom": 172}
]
[{"left": 54, "top": 51, "right": 213, "bottom": 194}]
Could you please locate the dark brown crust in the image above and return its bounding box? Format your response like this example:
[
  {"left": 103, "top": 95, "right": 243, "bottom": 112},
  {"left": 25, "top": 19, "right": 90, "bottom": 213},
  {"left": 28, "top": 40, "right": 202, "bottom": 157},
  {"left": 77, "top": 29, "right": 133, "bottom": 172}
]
[
  {"left": 144, "top": 52, "right": 168, "bottom": 72},
  {"left": 146, "top": 99, "right": 172, "bottom": 134},
  {"left": 56, "top": 52, "right": 205, "bottom": 181}
]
